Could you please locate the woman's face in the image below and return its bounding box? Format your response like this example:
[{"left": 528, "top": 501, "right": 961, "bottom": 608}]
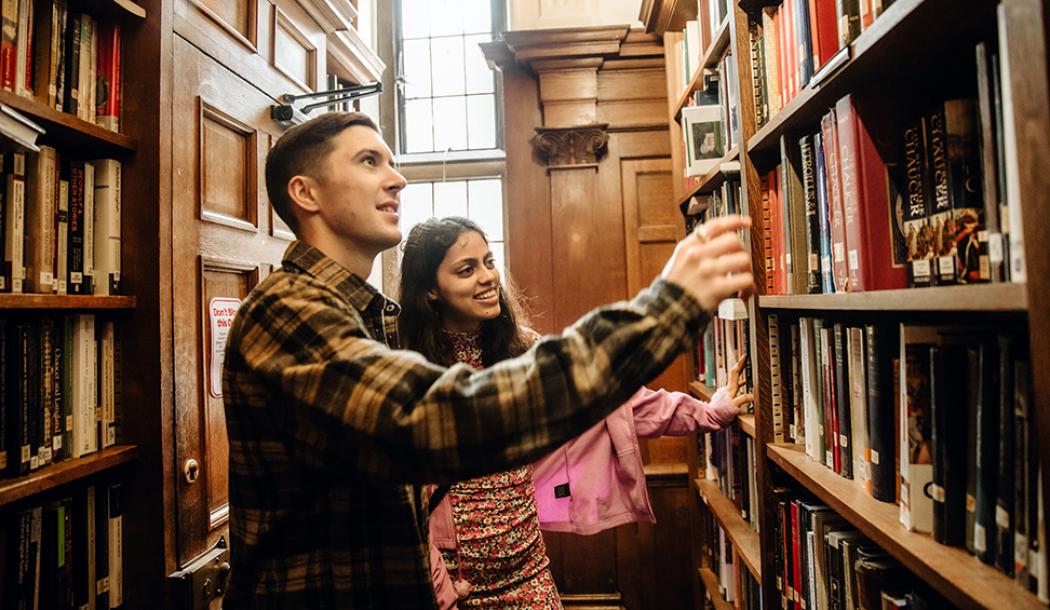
[{"left": 431, "top": 230, "right": 501, "bottom": 332}]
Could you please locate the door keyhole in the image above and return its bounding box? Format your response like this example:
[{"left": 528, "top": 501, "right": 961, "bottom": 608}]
[{"left": 184, "top": 459, "right": 200, "bottom": 484}]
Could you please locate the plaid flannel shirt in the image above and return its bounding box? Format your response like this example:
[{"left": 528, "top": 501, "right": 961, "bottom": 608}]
[{"left": 221, "top": 240, "right": 709, "bottom": 608}]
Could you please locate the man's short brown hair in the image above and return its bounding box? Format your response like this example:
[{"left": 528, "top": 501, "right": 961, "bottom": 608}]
[{"left": 265, "top": 111, "right": 379, "bottom": 235}]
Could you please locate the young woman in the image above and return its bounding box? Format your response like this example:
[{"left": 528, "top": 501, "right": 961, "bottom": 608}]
[{"left": 398, "top": 217, "right": 753, "bottom": 609}]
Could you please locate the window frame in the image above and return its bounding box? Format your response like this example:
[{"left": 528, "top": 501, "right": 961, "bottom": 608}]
[
  {"left": 376, "top": 0, "right": 509, "bottom": 293},
  {"left": 390, "top": 0, "right": 507, "bottom": 160}
]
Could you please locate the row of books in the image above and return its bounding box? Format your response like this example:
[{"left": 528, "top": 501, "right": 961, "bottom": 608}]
[
  {"left": 773, "top": 488, "right": 946, "bottom": 610},
  {"left": 701, "top": 426, "right": 759, "bottom": 531},
  {"left": 769, "top": 313, "right": 1047, "bottom": 590},
  {"left": 2, "top": 0, "right": 122, "bottom": 131},
  {"left": 672, "top": 0, "right": 732, "bottom": 93},
  {"left": 1, "top": 148, "right": 121, "bottom": 295},
  {"left": 2, "top": 482, "right": 124, "bottom": 609},
  {"left": 699, "top": 505, "right": 762, "bottom": 608},
  {"left": 748, "top": 0, "right": 897, "bottom": 128},
  {"left": 687, "top": 180, "right": 752, "bottom": 394},
  {"left": 2, "top": 314, "right": 120, "bottom": 479}
]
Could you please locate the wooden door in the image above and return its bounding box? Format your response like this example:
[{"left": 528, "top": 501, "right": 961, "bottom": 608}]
[
  {"left": 621, "top": 157, "right": 690, "bottom": 464},
  {"left": 168, "top": 34, "right": 291, "bottom": 607}
]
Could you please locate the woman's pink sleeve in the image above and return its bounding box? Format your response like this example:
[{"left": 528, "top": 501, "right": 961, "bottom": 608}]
[
  {"left": 628, "top": 386, "right": 738, "bottom": 438},
  {"left": 430, "top": 538, "right": 460, "bottom": 610}
]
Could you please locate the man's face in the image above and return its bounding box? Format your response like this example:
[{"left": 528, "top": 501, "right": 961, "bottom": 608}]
[{"left": 312, "top": 125, "right": 407, "bottom": 254}]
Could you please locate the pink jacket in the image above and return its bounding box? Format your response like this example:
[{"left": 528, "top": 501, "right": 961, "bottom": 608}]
[{"left": 429, "top": 386, "right": 737, "bottom": 608}]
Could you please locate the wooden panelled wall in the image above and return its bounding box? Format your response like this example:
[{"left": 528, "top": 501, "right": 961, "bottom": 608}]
[{"left": 484, "top": 28, "right": 701, "bottom": 610}]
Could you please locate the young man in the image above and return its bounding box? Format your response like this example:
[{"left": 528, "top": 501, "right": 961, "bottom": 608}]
[{"left": 222, "top": 112, "right": 754, "bottom": 608}]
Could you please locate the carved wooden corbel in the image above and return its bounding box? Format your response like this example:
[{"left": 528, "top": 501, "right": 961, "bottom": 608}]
[{"left": 532, "top": 124, "right": 610, "bottom": 168}]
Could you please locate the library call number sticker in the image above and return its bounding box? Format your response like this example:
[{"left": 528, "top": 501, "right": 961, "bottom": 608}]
[{"left": 209, "top": 297, "right": 242, "bottom": 398}]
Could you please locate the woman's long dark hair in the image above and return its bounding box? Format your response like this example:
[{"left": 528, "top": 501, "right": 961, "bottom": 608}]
[{"left": 398, "top": 217, "right": 531, "bottom": 367}]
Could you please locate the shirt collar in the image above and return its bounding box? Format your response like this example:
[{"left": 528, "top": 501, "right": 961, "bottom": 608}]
[{"left": 282, "top": 240, "right": 401, "bottom": 316}]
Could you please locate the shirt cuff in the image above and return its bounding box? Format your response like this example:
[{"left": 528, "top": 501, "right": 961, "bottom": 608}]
[{"left": 640, "top": 278, "right": 711, "bottom": 350}]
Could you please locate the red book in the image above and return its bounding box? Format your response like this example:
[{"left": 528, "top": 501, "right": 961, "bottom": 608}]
[
  {"left": 96, "top": 22, "right": 121, "bottom": 131},
  {"left": 836, "top": 94, "right": 908, "bottom": 291},
  {"left": 791, "top": 500, "right": 803, "bottom": 610},
  {"left": 776, "top": 6, "right": 789, "bottom": 108},
  {"left": 808, "top": 0, "right": 840, "bottom": 70},
  {"left": 821, "top": 110, "right": 850, "bottom": 292}
]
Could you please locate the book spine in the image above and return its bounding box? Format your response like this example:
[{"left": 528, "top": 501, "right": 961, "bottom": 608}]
[
  {"left": 107, "top": 483, "right": 123, "bottom": 608},
  {"left": 799, "top": 136, "right": 822, "bottom": 293},
  {"left": 38, "top": 317, "right": 55, "bottom": 466},
  {"left": 942, "top": 99, "right": 985, "bottom": 285},
  {"left": 91, "top": 159, "right": 120, "bottom": 295},
  {"left": 974, "top": 341, "right": 1000, "bottom": 564},
  {"left": 995, "top": 334, "right": 1016, "bottom": 574},
  {"left": 68, "top": 162, "right": 85, "bottom": 295},
  {"left": 63, "top": 10, "right": 80, "bottom": 115},
  {"left": 100, "top": 320, "right": 115, "bottom": 447},
  {"left": 902, "top": 119, "right": 932, "bottom": 287},
  {"left": 833, "top": 323, "right": 852, "bottom": 478},
  {"left": 24, "top": 146, "right": 57, "bottom": 293},
  {"left": 822, "top": 109, "right": 850, "bottom": 292},
  {"left": 56, "top": 178, "right": 69, "bottom": 294},
  {"left": 996, "top": 5, "right": 1025, "bottom": 282},
  {"left": 3, "top": 152, "right": 27, "bottom": 293},
  {"left": 770, "top": 314, "right": 786, "bottom": 442},
  {"left": 923, "top": 107, "right": 955, "bottom": 285},
  {"left": 815, "top": 133, "right": 834, "bottom": 293},
  {"left": 974, "top": 41, "right": 1004, "bottom": 282},
  {"left": 865, "top": 324, "right": 895, "bottom": 502}
]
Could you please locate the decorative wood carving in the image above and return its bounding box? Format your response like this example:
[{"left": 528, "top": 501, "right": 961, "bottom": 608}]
[{"left": 533, "top": 124, "right": 610, "bottom": 167}]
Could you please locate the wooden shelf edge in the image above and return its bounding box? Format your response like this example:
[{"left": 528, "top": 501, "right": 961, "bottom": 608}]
[
  {"left": 701, "top": 19, "right": 731, "bottom": 70},
  {"left": 0, "top": 445, "right": 138, "bottom": 508},
  {"left": 671, "top": 20, "right": 732, "bottom": 120},
  {"left": 688, "top": 380, "right": 716, "bottom": 401},
  {"left": 112, "top": 0, "right": 147, "bottom": 18},
  {"left": 699, "top": 567, "right": 735, "bottom": 610},
  {"left": 676, "top": 146, "right": 742, "bottom": 209},
  {"left": 757, "top": 283, "right": 1028, "bottom": 312},
  {"left": 672, "top": 67, "right": 705, "bottom": 120},
  {"left": 643, "top": 461, "right": 690, "bottom": 479},
  {"left": 0, "top": 89, "right": 137, "bottom": 153},
  {"left": 738, "top": 414, "right": 755, "bottom": 438},
  {"left": 767, "top": 444, "right": 1044, "bottom": 610},
  {"left": 694, "top": 478, "right": 762, "bottom": 580},
  {"left": 0, "top": 294, "right": 138, "bottom": 310}
]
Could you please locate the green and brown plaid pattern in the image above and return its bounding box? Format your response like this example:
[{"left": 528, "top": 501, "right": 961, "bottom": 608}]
[{"left": 221, "top": 240, "right": 708, "bottom": 608}]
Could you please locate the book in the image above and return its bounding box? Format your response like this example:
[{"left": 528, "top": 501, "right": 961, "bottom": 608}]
[
  {"left": 929, "top": 344, "right": 968, "bottom": 546},
  {"left": 3, "top": 150, "right": 26, "bottom": 292},
  {"left": 24, "top": 145, "right": 58, "bottom": 293},
  {"left": 91, "top": 159, "right": 121, "bottom": 295}
]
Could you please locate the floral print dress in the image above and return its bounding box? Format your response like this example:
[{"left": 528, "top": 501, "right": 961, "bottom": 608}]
[{"left": 440, "top": 331, "right": 563, "bottom": 609}]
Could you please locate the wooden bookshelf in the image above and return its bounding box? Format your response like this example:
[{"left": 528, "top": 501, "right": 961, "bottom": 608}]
[
  {"left": 768, "top": 444, "right": 1044, "bottom": 610},
  {"left": 698, "top": 567, "right": 735, "bottom": 610},
  {"left": 655, "top": 0, "right": 1050, "bottom": 607},
  {"left": 746, "top": 0, "right": 991, "bottom": 168},
  {"left": 0, "top": 294, "right": 137, "bottom": 310},
  {"left": 695, "top": 478, "right": 762, "bottom": 580},
  {"left": 738, "top": 414, "right": 755, "bottom": 438},
  {"left": 672, "top": 18, "right": 730, "bottom": 119},
  {"left": 688, "top": 380, "right": 716, "bottom": 401},
  {"left": 676, "top": 146, "right": 741, "bottom": 208},
  {"left": 757, "top": 283, "right": 1027, "bottom": 312},
  {"left": 0, "top": 89, "right": 137, "bottom": 157},
  {"left": 0, "top": 445, "right": 138, "bottom": 508}
]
